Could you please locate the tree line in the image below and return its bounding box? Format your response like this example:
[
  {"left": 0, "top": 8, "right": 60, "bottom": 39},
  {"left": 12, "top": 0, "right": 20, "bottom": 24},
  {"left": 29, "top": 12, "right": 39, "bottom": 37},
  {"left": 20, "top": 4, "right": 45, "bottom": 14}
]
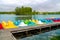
[{"left": 0, "top": 6, "right": 60, "bottom": 15}]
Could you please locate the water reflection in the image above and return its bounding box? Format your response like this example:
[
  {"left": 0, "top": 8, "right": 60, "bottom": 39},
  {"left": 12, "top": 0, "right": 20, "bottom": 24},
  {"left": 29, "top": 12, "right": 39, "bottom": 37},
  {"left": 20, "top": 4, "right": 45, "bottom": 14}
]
[
  {"left": 0, "top": 14, "right": 60, "bottom": 22},
  {"left": 19, "top": 29, "right": 60, "bottom": 40},
  {"left": 32, "top": 15, "right": 60, "bottom": 19},
  {"left": 0, "top": 14, "right": 32, "bottom": 22}
]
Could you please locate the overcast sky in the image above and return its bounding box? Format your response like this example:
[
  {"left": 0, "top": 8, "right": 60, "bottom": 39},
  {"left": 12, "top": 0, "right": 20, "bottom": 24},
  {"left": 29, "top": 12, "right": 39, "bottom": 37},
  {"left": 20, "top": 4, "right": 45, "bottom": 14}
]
[{"left": 0, "top": 0, "right": 60, "bottom": 12}]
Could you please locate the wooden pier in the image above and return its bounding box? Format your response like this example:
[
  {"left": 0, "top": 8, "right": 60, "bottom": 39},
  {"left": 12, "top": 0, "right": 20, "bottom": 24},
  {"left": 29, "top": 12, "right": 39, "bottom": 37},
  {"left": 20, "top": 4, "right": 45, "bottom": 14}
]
[
  {"left": 0, "top": 22, "right": 60, "bottom": 40},
  {"left": 0, "top": 30, "right": 16, "bottom": 40}
]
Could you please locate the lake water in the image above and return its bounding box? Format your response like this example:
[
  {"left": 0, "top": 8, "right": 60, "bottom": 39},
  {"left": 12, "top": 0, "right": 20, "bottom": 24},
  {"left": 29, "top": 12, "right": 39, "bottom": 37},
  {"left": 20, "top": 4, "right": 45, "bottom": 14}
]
[
  {"left": 19, "top": 29, "right": 60, "bottom": 40},
  {"left": 0, "top": 14, "right": 60, "bottom": 22},
  {"left": 0, "top": 14, "right": 60, "bottom": 40},
  {"left": 0, "top": 14, "right": 32, "bottom": 22},
  {"left": 32, "top": 15, "right": 60, "bottom": 19}
]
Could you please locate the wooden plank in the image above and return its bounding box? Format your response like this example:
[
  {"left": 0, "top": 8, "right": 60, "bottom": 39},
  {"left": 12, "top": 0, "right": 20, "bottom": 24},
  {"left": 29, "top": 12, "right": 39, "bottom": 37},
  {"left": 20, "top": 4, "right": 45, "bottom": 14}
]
[{"left": 0, "top": 30, "right": 17, "bottom": 40}]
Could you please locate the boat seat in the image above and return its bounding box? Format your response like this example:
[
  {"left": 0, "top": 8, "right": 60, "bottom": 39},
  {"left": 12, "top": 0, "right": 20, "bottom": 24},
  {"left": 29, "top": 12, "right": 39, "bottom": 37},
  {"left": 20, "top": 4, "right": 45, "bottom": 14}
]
[{"left": 0, "top": 23, "right": 4, "bottom": 30}]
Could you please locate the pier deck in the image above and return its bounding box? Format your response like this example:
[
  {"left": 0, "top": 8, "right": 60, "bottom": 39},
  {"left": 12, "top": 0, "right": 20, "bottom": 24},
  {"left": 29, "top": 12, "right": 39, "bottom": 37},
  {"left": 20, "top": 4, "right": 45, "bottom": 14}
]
[{"left": 0, "top": 30, "right": 16, "bottom": 40}]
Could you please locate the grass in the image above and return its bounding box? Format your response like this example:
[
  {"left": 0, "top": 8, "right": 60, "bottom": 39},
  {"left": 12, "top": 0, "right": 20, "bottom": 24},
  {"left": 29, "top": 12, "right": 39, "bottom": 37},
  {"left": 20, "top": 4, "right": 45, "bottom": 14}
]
[{"left": 50, "top": 36, "right": 60, "bottom": 40}]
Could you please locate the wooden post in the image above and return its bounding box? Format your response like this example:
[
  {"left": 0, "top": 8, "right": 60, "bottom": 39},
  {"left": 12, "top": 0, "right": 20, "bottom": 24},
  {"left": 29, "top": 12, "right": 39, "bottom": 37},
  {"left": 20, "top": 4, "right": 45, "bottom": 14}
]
[
  {"left": 57, "top": 24, "right": 58, "bottom": 29},
  {"left": 50, "top": 26, "right": 51, "bottom": 31},
  {"left": 39, "top": 28, "right": 41, "bottom": 33},
  {"left": 25, "top": 31, "right": 29, "bottom": 37}
]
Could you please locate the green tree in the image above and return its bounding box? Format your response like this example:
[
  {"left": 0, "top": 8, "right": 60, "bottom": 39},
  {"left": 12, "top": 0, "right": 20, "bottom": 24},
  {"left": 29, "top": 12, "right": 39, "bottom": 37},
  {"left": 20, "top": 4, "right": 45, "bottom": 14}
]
[{"left": 15, "top": 6, "right": 32, "bottom": 15}]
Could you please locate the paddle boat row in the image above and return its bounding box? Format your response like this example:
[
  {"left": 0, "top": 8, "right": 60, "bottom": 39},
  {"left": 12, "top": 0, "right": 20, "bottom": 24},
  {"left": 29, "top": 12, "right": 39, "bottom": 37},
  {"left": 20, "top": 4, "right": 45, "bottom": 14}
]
[
  {"left": 0, "top": 18, "right": 60, "bottom": 30},
  {"left": 46, "top": 18, "right": 60, "bottom": 22}
]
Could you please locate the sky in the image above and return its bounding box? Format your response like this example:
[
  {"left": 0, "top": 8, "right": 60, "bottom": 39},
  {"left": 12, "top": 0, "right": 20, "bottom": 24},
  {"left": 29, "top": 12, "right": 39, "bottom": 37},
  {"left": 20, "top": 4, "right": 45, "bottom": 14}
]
[{"left": 0, "top": 0, "right": 60, "bottom": 12}]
